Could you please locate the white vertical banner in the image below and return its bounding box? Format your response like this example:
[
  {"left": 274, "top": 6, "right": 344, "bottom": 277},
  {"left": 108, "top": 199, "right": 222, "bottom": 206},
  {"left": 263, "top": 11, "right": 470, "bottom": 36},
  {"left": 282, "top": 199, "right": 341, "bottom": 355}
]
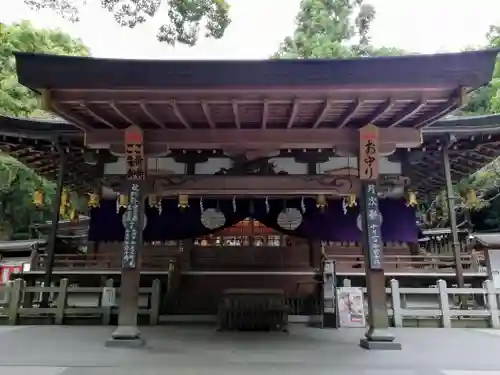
[{"left": 337, "top": 287, "right": 366, "bottom": 328}]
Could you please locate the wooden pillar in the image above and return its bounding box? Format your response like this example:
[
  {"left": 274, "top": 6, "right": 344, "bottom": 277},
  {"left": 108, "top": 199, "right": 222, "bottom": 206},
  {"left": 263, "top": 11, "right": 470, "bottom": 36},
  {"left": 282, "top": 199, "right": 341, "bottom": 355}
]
[
  {"left": 442, "top": 146, "right": 467, "bottom": 306},
  {"left": 41, "top": 139, "right": 65, "bottom": 307},
  {"left": 106, "top": 126, "right": 146, "bottom": 348},
  {"left": 358, "top": 125, "right": 401, "bottom": 350}
]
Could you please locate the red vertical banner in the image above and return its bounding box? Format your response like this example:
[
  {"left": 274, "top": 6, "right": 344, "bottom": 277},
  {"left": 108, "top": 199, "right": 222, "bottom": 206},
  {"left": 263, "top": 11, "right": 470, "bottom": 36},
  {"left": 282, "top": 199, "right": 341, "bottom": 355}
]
[
  {"left": 359, "top": 124, "right": 380, "bottom": 181},
  {"left": 125, "top": 125, "right": 145, "bottom": 181}
]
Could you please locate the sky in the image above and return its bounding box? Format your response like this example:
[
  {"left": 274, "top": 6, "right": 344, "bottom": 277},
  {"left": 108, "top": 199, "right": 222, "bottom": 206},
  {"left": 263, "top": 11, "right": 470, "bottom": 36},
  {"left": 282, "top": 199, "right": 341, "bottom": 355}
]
[{"left": 1, "top": 0, "right": 500, "bottom": 59}]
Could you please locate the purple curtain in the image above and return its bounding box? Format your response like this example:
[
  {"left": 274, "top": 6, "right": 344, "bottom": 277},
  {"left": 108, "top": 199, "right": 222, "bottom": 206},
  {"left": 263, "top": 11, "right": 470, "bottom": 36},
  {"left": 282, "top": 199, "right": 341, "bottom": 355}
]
[{"left": 88, "top": 197, "right": 418, "bottom": 243}]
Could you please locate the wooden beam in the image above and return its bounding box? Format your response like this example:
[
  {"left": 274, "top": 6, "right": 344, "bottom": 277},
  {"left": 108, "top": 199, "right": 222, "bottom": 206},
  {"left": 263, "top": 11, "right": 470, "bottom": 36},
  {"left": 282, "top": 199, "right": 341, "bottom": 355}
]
[
  {"left": 104, "top": 173, "right": 408, "bottom": 196},
  {"left": 85, "top": 128, "right": 423, "bottom": 150}
]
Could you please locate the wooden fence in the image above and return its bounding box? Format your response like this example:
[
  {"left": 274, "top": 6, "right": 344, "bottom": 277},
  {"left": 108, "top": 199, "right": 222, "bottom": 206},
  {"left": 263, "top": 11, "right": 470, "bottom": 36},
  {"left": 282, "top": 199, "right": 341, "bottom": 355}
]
[
  {"left": 0, "top": 278, "right": 161, "bottom": 326},
  {"left": 1, "top": 278, "right": 500, "bottom": 328},
  {"left": 385, "top": 279, "right": 500, "bottom": 328}
]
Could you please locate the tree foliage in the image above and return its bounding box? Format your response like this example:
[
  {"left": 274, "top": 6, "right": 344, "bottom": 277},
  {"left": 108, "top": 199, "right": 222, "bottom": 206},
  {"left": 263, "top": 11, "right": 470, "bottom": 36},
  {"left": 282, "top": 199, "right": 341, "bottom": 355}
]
[
  {"left": 0, "top": 155, "right": 57, "bottom": 239},
  {"left": 23, "top": 0, "right": 231, "bottom": 46},
  {"left": 273, "top": 0, "right": 405, "bottom": 59},
  {"left": 425, "top": 25, "right": 500, "bottom": 231},
  {"left": 460, "top": 26, "right": 500, "bottom": 116},
  {"left": 0, "top": 21, "right": 89, "bottom": 117},
  {"left": 0, "top": 22, "right": 90, "bottom": 239}
]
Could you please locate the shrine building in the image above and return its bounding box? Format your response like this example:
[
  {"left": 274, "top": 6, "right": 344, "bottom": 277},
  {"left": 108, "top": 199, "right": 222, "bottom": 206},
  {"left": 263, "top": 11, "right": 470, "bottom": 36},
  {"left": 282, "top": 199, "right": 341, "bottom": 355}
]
[{"left": 0, "top": 49, "right": 498, "bottom": 348}]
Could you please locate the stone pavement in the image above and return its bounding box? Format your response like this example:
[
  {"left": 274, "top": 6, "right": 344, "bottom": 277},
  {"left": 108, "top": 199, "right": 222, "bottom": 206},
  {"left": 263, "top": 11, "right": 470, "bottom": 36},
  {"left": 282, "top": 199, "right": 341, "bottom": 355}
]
[{"left": 1, "top": 325, "right": 500, "bottom": 374}]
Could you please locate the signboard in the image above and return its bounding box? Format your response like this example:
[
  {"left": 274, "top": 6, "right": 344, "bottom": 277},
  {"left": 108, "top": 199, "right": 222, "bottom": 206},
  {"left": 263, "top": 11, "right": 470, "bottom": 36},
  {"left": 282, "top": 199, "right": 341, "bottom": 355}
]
[
  {"left": 123, "top": 125, "right": 146, "bottom": 269},
  {"left": 337, "top": 287, "right": 366, "bottom": 328},
  {"left": 125, "top": 125, "right": 145, "bottom": 181},
  {"left": 359, "top": 124, "right": 380, "bottom": 181},
  {"left": 361, "top": 183, "right": 384, "bottom": 269},
  {"left": 101, "top": 287, "right": 116, "bottom": 307},
  {"left": 122, "top": 183, "right": 143, "bottom": 269}
]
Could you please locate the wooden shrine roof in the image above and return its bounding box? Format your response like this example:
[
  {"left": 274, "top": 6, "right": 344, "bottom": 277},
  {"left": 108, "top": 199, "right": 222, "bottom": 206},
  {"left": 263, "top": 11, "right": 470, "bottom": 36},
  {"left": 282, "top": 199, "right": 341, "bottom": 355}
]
[
  {"left": 2, "top": 49, "right": 500, "bottom": 195},
  {"left": 411, "top": 114, "right": 500, "bottom": 196},
  {"left": 14, "top": 50, "right": 498, "bottom": 131},
  {"left": 0, "top": 115, "right": 100, "bottom": 192}
]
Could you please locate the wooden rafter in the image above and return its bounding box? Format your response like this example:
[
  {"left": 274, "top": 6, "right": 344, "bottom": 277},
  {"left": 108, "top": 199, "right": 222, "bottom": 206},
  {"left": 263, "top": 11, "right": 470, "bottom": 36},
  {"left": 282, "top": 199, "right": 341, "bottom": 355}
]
[
  {"left": 201, "top": 100, "right": 216, "bottom": 128},
  {"left": 261, "top": 100, "right": 269, "bottom": 129},
  {"left": 168, "top": 100, "right": 191, "bottom": 128},
  {"left": 388, "top": 99, "right": 427, "bottom": 128},
  {"left": 110, "top": 102, "right": 135, "bottom": 126},
  {"left": 232, "top": 100, "right": 241, "bottom": 128},
  {"left": 80, "top": 102, "right": 116, "bottom": 128},
  {"left": 286, "top": 99, "right": 300, "bottom": 129},
  {"left": 139, "top": 101, "right": 164, "bottom": 128},
  {"left": 337, "top": 99, "right": 363, "bottom": 128}
]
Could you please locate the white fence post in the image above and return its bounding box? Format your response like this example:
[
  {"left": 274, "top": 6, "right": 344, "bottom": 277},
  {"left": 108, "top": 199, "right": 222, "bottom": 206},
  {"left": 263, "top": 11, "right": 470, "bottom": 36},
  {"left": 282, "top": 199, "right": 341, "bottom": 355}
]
[
  {"left": 8, "top": 279, "right": 23, "bottom": 325},
  {"left": 484, "top": 280, "right": 500, "bottom": 329},
  {"left": 390, "top": 279, "right": 403, "bottom": 327},
  {"left": 101, "top": 278, "right": 114, "bottom": 325},
  {"left": 437, "top": 279, "right": 451, "bottom": 328},
  {"left": 55, "top": 279, "right": 69, "bottom": 324},
  {"left": 149, "top": 279, "right": 161, "bottom": 325}
]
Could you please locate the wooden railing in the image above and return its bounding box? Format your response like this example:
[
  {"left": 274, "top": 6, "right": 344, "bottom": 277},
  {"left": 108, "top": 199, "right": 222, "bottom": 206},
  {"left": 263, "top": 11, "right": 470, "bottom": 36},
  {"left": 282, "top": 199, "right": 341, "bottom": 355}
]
[
  {"left": 333, "top": 254, "right": 484, "bottom": 273},
  {"left": 363, "top": 278, "right": 500, "bottom": 328},
  {"left": 0, "top": 278, "right": 161, "bottom": 325},
  {"left": 26, "top": 247, "right": 485, "bottom": 274},
  {"left": 32, "top": 253, "right": 178, "bottom": 271}
]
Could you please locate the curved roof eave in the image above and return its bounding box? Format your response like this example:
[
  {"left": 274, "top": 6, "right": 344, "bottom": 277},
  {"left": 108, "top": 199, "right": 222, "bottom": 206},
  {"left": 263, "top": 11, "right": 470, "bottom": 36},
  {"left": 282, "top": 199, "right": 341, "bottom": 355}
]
[
  {"left": 14, "top": 49, "right": 499, "bottom": 91},
  {"left": 423, "top": 113, "right": 500, "bottom": 136},
  {"left": 0, "top": 114, "right": 82, "bottom": 141}
]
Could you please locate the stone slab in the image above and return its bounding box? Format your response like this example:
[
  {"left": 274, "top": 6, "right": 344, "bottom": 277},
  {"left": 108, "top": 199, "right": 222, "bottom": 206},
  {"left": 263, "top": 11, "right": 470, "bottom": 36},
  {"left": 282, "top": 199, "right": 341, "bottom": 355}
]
[{"left": 359, "top": 338, "right": 402, "bottom": 350}]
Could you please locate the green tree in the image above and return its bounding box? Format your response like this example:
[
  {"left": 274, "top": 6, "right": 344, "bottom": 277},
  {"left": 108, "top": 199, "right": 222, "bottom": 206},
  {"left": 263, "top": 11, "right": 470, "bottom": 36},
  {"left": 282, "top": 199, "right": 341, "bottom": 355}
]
[
  {"left": 0, "top": 155, "right": 58, "bottom": 239},
  {"left": 0, "top": 21, "right": 89, "bottom": 117},
  {"left": 459, "top": 25, "right": 500, "bottom": 116},
  {"left": 273, "top": 0, "right": 405, "bottom": 59},
  {"left": 0, "top": 22, "right": 90, "bottom": 239},
  {"left": 23, "top": 0, "right": 230, "bottom": 46}
]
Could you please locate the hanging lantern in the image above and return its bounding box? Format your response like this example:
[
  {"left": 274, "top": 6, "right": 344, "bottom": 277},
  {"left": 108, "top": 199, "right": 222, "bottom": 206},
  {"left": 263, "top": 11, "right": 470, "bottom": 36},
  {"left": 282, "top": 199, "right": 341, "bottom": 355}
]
[
  {"left": 116, "top": 194, "right": 128, "bottom": 213},
  {"left": 178, "top": 194, "right": 189, "bottom": 210},
  {"left": 69, "top": 208, "right": 79, "bottom": 224},
  {"left": 406, "top": 190, "right": 418, "bottom": 207},
  {"left": 347, "top": 193, "right": 357, "bottom": 208},
  {"left": 149, "top": 194, "right": 158, "bottom": 207},
  {"left": 465, "top": 189, "right": 478, "bottom": 207},
  {"left": 316, "top": 194, "right": 327, "bottom": 212},
  {"left": 33, "top": 189, "right": 44, "bottom": 207},
  {"left": 88, "top": 193, "right": 100, "bottom": 208},
  {"left": 119, "top": 194, "right": 129, "bottom": 208},
  {"left": 61, "top": 188, "right": 69, "bottom": 207}
]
